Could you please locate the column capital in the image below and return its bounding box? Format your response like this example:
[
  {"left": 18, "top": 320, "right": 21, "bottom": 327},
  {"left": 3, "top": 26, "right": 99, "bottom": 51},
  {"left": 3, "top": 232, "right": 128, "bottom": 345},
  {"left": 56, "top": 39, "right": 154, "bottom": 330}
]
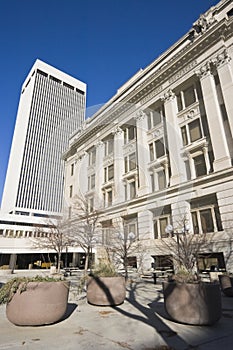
[
  {"left": 162, "top": 89, "right": 175, "bottom": 102},
  {"left": 113, "top": 125, "right": 123, "bottom": 136},
  {"left": 77, "top": 150, "right": 87, "bottom": 162},
  {"left": 95, "top": 140, "right": 104, "bottom": 148},
  {"left": 195, "top": 61, "right": 211, "bottom": 79},
  {"left": 134, "top": 110, "right": 146, "bottom": 121},
  {"left": 212, "top": 49, "right": 231, "bottom": 68}
]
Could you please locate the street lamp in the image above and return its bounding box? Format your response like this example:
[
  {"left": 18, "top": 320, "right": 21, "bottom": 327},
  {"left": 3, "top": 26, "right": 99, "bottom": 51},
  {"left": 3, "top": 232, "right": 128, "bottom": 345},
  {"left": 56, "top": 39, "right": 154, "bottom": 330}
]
[{"left": 165, "top": 224, "right": 190, "bottom": 268}]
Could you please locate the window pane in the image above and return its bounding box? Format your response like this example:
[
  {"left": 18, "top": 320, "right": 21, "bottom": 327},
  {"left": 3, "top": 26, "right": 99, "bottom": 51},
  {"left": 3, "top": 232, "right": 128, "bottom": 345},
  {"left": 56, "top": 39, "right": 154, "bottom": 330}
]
[
  {"left": 177, "top": 92, "right": 183, "bottom": 111},
  {"left": 91, "top": 174, "right": 95, "bottom": 188},
  {"left": 194, "top": 154, "right": 206, "bottom": 177},
  {"left": 184, "top": 86, "right": 196, "bottom": 107},
  {"left": 154, "top": 220, "right": 158, "bottom": 239},
  {"left": 189, "top": 119, "right": 202, "bottom": 142},
  {"left": 108, "top": 164, "right": 114, "bottom": 180},
  {"left": 191, "top": 212, "right": 199, "bottom": 234},
  {"left": 152, "top": 109, "right": 161, "bottom": 127},
  {"left": 129, "top": 153, "right": 136, "bottom": 170},
  {"left": 108, "top": 139, "right": 113, "bottom": 154},
  {"left": 124, "top": 157, "right": 128, "bottom": 173},
  {"left": 200, "top": 209, "right": 214, "bottom": 233},
  {"left": 128, "top": 126, "right": 135, "bottom": 141},
  {"left": 160, "top": 217, "right": 168, "bottom": 238},
  {"left": 147, "top": 114, "right": 152, "bottom": 130},
  {"left": 108, "top": 191, "right": 112, "bottom": 206},
  {"left": 155, "top": 139, "right": 165, "bottom": 158},
  {"left": 181, "top": 126, "right": 188, "bottom": 146},
  {"left": 129, "top": 181, "right": 136, "bottom": 199},
  {"left": 158, "top": 170, "right": 166, "bottom": 190},
  {"left": 149, "top": 143, "right": 154, "bottom": 161}
]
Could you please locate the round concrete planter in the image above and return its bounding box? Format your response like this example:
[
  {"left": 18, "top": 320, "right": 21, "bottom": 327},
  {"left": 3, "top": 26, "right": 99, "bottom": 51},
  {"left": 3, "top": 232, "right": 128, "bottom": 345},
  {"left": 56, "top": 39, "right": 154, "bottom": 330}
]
[
  {"left": 163, "top": 281, "right": 222, "bottom": 325},
  {"left": 6, "top": 281, "right": 70, "bottom": 326},
  {"left": 218, "top": 274, "right": 233, "bottom": 297},
  {"left": 87, "top": 276, "right": 126, "bottom": 306}
]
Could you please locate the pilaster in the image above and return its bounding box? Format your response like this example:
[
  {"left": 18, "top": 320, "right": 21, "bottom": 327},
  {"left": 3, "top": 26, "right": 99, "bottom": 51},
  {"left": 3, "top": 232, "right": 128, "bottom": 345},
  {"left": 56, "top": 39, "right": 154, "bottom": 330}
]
[
  {"left": 113, "top": 126, "right": 125, "bottom": 204},
  {"left": 163, "top": 89, "right": 186, "bottom": 186},
  {"left": 134, "top": 110, "right": 150, "bottom": 196},
  {"left": 212, "top": 49, "right": 233, "bottom": 138},
  {"left": 196, "top": 62, "right": 231, "bottom": 171}
]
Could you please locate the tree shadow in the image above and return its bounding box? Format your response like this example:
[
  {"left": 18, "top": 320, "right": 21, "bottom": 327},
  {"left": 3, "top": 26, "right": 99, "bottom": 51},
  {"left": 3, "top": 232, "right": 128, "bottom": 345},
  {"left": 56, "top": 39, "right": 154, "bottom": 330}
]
[
  {"left": 60, "top": 302, "right": 78, "bottom": 321},
  {"left": 111, "top": 280, "right": 194, "bottom": 349}
]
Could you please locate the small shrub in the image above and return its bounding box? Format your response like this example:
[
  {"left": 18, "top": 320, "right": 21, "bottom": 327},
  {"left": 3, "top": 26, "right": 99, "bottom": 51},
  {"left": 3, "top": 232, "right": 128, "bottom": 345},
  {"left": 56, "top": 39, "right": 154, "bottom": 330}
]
[
  {"left": 0, "top": 275, "right": 64, "bottom": 305},
  {"left": 91, "top": 262, "right": 118, "bottom": 277},
  {"left": 171, "top": 268, "right": 200, "bottom": 284}
]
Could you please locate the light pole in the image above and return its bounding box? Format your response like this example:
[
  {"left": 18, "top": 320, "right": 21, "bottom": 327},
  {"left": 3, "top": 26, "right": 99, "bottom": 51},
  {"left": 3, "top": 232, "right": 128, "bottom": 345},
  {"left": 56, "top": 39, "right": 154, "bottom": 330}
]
[
  {"left": 118, "top": 231, "right": 135, "bottom": 279},
  {"left": 165, "top": 224, "right": 190, "bottom": 269}
]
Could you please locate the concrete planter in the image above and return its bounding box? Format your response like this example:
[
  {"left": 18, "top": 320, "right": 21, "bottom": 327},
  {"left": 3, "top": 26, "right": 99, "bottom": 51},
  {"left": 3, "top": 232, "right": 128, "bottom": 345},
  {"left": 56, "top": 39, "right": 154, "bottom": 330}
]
[
  {"left": 163, "top": 281, "right": 222, "bottom": 325},
  {"left": 87, "top": 276, "right": 126, "bottom": 306},
  {"left": 218, "top": 274, "right": 233, "bottom": 297},
  {"left": 6, "top": 281, "right": 70, "bottom": 326}
]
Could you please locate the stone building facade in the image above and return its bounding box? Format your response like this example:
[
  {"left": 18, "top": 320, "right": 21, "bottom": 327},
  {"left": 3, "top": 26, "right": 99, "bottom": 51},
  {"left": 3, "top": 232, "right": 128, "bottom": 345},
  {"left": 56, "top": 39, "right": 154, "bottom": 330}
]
[{"left": 63, "top": 0, "right": 233, "bottom": 272}]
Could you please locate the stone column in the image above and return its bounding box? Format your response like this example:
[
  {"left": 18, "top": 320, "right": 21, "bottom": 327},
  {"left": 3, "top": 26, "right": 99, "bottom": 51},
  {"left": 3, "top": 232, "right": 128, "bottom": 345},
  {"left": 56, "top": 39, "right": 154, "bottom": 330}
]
[
  {"left": 113, "top": 126, "right": 125, "bottom": 204},
  {"left": 213, "top": 49, "right": 233, "bottom": 137},
  {"left": 202, "top": 142, "right": 211, "bottom": 174},
  {"left": 186, "top": 152, "right": 196, "bottom": 180},
  {"left": 135, "top": 110, "right": 150, "bottom": 196},
  {"left": 196, "top": 61, "right": 231, "bottom": 171},
  {"left": 163, "top": 89, "right": 186, "bottom": 186},
  {"left": 95, "top": 141, "right": 104, "bottom": 204}
]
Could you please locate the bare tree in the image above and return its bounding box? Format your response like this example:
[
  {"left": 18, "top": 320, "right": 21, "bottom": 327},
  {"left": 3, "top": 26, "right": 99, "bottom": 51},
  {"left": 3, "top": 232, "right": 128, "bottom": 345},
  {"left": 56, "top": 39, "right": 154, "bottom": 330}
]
[
  {"left": 32, "top": 219, "right": 73, "bottom": 274},
  {"left": 103, "top": 219, "right": 141, "bottom": 280},
  {"left": 67, "top": 195, "right": 102, "bottom": 276},
  {"left": 162, "top": 216, "right": 209, "bottom": 277}
]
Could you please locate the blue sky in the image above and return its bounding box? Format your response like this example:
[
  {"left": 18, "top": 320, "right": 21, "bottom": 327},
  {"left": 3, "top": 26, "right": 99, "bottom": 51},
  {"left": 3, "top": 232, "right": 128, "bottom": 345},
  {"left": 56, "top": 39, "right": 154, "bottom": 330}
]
[{"left": 0, "top": 0, "right": 219, "bottom": 204}]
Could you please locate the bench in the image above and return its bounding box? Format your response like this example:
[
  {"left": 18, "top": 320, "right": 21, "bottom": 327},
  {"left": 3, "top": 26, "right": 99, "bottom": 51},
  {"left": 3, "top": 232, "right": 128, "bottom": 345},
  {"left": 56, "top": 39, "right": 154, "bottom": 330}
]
[{"left": 63, "top": 267, "right": 80, "bottom": 276}]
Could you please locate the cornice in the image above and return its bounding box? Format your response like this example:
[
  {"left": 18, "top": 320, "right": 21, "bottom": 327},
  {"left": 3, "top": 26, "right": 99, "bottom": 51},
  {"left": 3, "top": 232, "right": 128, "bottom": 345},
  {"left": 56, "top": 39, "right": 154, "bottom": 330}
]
[{"left": 64, "top": 16, "right": 232, "bottom": 158}]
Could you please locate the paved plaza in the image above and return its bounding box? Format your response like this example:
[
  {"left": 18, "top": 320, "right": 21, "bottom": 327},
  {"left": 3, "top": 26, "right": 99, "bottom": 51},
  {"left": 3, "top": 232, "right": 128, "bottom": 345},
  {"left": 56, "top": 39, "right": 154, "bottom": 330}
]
[{"left": 0, "top": 270, "right": 233, "bottom": 349}]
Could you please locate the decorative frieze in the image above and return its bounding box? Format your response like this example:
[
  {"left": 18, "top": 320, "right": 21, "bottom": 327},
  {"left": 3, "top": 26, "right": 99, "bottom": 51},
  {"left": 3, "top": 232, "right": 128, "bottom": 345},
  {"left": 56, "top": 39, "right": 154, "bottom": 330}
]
[
  {"left": 140, "top": 86, "right": 163, "bottom": 105},
  {"left": 168, "top": 60, "right": 198, "bottom": 84}
]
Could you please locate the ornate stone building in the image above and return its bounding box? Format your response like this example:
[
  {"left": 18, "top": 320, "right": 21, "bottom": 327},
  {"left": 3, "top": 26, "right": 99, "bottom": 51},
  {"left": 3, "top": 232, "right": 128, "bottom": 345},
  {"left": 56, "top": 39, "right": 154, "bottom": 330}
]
[{"left": 63, "top": 0, "right": 233, "bottom": 272}]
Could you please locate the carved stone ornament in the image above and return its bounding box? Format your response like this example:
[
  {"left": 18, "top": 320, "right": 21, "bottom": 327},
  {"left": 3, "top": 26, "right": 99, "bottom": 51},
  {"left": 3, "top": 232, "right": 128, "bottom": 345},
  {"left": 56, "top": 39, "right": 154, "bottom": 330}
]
[
  {"left": 113, "top": 125, "right": 123, "bottom": 136},
  {"left": 195, "top": 61, "right": 211, "bottom": 79},
  {"left": 135, "top": 110, "right": 146, "bottom": 121},
  {"left": 162, "top": 89, "right": 175, "bottom": 102},
  {"left": 95, "top": 140, "right": 104, "bottom": 148},
  {"left": 212, "top": 49, "right": 231, "bottom": 68},
  {"left": 77, "top": 150, "right": 87, "bottom": 161},
  {"left": 192, "top": 10, "right": 216, "bottom": 36}
]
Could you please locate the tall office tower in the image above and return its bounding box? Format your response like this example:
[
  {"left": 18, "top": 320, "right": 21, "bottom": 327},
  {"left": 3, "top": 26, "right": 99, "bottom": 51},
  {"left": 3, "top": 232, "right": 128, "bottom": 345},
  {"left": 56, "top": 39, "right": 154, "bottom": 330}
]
[{"left": 1, "top": 59, "right": 86, "bottom": 216}]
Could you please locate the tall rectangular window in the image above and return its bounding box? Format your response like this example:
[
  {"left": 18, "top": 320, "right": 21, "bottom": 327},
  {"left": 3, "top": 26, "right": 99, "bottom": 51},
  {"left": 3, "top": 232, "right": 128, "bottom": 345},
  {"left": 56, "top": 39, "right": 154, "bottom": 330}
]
[
  {"left": 149, "top": 143, "right": 154, "bottom": 161},
  {"left": 181, "top": 126, "right": 188, "bottom": 146},
  {"left": 129, "top": 180, "right": 136, "bottom": 199},
  {"left": 155, "top": 139, "right": 165, "bottom": 158},
  {"left": 69, "top": 185, "right": 73, "bottom": 198},
  {"left": 194, "top": 154, "right": 206, "bottom": 177},
  {"left": 89, "top": 147, "right": 96, "bottom": 166},
  {"left": 71, "top": 163, "right": 74, "bottom": 176},
  {"left": 189, "top": 119, "right": 202, "bottom": 142},
  {"left": 184, "top": 85, "right": 196, "bottom": 107}
]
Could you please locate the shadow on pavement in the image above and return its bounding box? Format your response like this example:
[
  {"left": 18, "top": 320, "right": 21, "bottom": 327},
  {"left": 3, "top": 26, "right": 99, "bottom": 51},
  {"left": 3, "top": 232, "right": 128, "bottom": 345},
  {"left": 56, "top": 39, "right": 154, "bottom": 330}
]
[
  {"left": 61, "top": 302, "right": 78, "bottom": 321},
  {"left": 112, "top": 280, "right": 192, "bottom": 349}
]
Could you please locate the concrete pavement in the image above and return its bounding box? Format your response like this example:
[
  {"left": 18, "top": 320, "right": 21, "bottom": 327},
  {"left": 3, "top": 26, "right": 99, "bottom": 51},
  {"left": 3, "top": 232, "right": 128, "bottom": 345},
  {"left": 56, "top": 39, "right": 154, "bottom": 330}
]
[{"left": 0, "top": 270, "right": 233, "bottom": 349}]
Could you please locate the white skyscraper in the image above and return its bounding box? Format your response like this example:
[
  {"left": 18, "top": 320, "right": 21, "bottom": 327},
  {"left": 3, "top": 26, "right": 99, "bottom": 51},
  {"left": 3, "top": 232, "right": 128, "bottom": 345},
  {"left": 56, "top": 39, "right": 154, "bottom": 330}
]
[{"left": 1, "top": 59, "right": 86, "bottom": 216}]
